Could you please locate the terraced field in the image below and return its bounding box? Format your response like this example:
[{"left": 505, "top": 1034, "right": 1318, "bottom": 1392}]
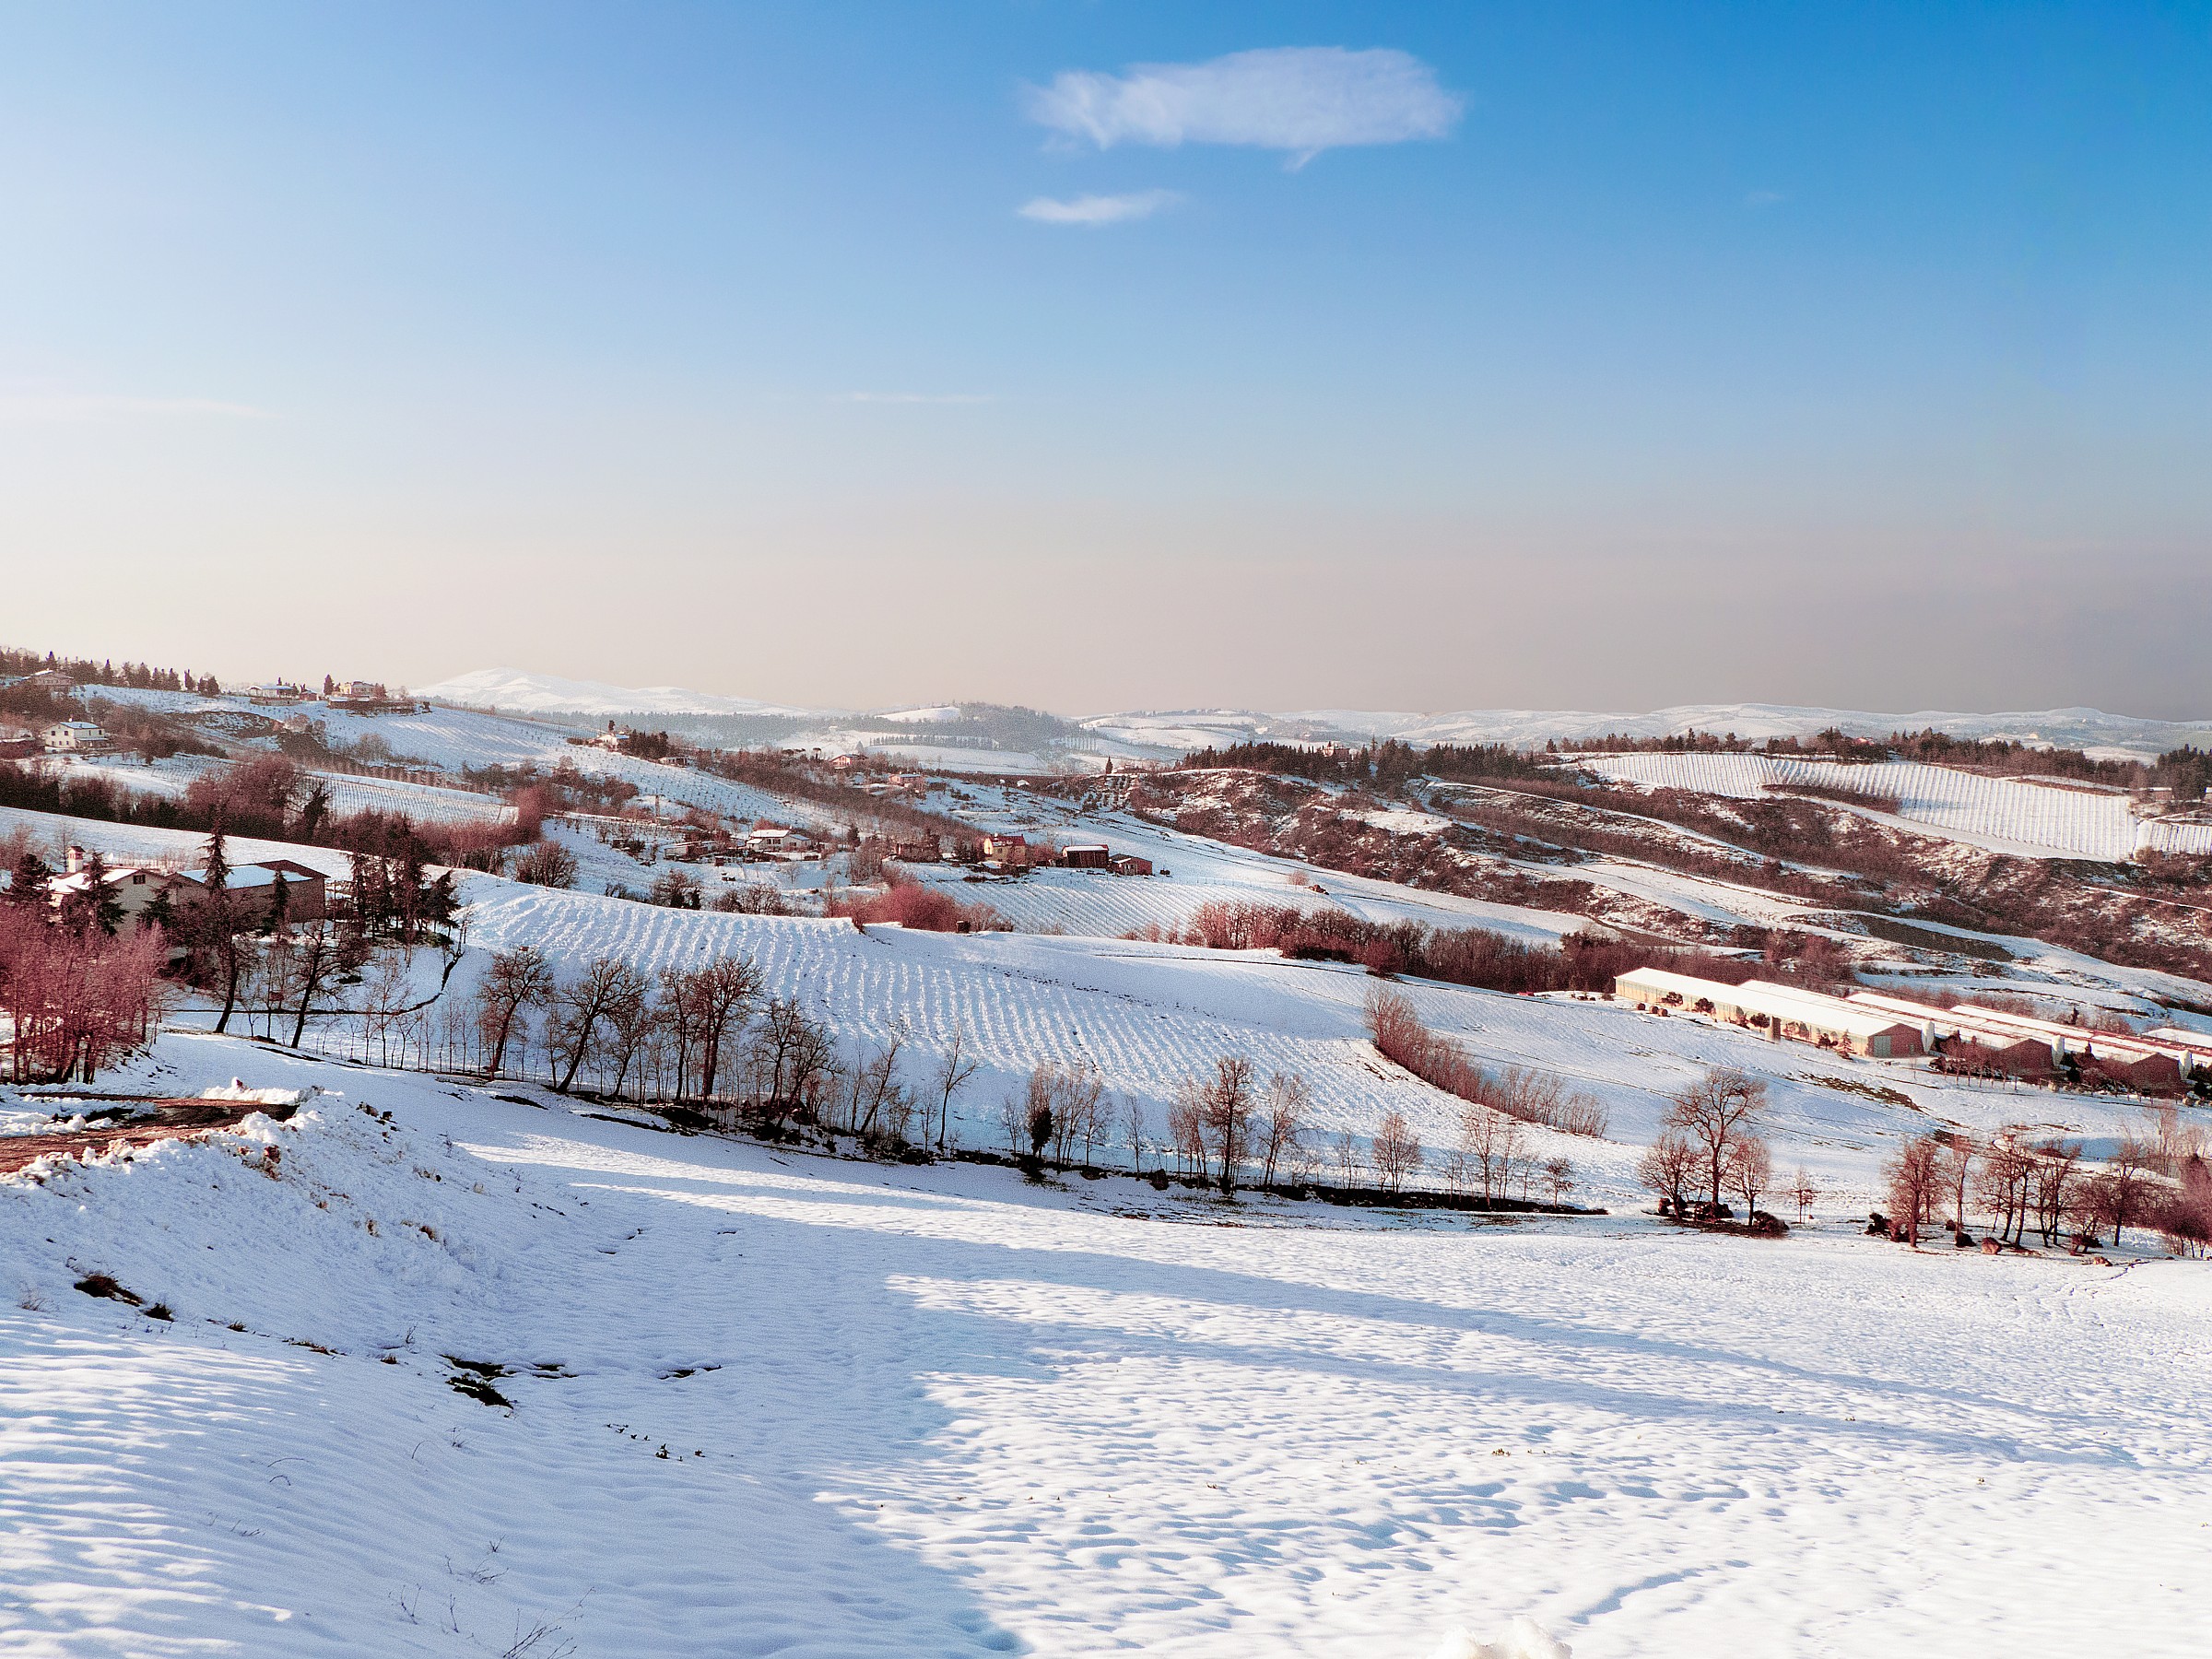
[{"left": 1584, "top": 753, "right": 2212, "bottom": 861}]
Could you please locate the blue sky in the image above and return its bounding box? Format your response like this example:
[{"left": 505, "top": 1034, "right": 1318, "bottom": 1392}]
[{"left": 3, "top": 3, "right": 2206, "bottom": 714}]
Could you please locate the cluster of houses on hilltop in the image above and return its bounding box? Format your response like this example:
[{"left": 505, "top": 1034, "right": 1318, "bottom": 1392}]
[{"left": 976, "top": 834, "right": 1152, "bottom": 876}]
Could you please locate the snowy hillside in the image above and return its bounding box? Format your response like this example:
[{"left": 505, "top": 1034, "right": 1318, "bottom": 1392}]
[
  {"left": 1583, "top": 752, "right": 2212, "bottom": 863},
  {"left": 2, "top": 1037, "right": 2204, "bottom": 1656}
]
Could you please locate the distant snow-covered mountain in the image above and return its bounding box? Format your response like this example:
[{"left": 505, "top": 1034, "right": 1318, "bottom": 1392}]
[
  {"left": 421, "top": 670, "right": 2212, "bottom": 762},
  {"left": 417, "top": 668, "right": 832, "bottom": 723},
  {"left": 1091, "top": 702, "right": 2212, "bottom": 760}
]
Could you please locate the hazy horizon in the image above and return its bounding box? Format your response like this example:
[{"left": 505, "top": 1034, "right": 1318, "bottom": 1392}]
[{"left": 5, "top": 4, "right": 2208, "bottom": 716}]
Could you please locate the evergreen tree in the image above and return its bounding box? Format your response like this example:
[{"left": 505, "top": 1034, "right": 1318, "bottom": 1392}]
[
  {"left": 5, "top": 848, "right": 53, "bottom": 906},
  {"left": 197, "top": 822, "right": 244, "bottom": 1033}
]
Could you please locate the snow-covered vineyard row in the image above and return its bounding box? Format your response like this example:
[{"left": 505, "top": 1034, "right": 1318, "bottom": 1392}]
[
  {"left": 1583, "top": 751, "right": 2212, "bottom": 861},
  {"left": 382, "top": 874, "right": 2163, "bottom": 1207}
]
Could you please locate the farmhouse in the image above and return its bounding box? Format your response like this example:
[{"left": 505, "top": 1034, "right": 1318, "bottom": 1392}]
[
  {"left": 1614, "top": 968, "right": 1924, "bottom": 1058},
  {"left": 1109, "top": 853, "right": 1153, "bottom": 877},
  {"left": 183, "top": 861, "right": 330, "bottom": 924},
  {"left": 325, "top": 680, "right": 418, "bottom": 715},
  {"left": 42, "top": 721, "right": 110, "bottom": 755},
  {"left": 746, "top": 822, "right": 815, "bottom": 856},
  {"left": 0, "top": 729, "right": 39, "bottom": 760},
  {"left": 980, "top": 834, "right": 1032, "bottom": 865},
  {"left": 1060, "top": 844, "right": 1111, "bottom": 870},
  {"left": 48, "top": 865, "right": 204, "bottom": 934}
]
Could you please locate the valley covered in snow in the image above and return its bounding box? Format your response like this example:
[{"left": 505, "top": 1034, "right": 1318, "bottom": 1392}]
[{"left": 7, "top": 676, "right": 2212, "bottom": 1657}]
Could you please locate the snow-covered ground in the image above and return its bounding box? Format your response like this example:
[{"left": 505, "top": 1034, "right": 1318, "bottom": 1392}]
[
  {"left": 911, "top": 798, "right": 1592, "bottom": 947},
  {"left": 2, "top": 1035, "right": 2205, "bottom": 1656}
]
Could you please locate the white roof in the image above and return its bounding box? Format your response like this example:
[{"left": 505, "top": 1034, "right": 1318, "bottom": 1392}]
[
  {"left": 185, "top": 863, "right": 312, "bottom": 891},
  {"left": 1851, "top": 993, "right": 2186, "bottom": 1065},
  {"left": 1616, "top": 968, "right": 1918, "bottom": 1042}
]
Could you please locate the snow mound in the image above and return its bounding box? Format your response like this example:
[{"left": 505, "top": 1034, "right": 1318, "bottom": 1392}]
[
  {"left": 1430, "top": 1616, "right": 1572, "bottom": 1659},
  {"left": 199, "top": 1080, "right": 312, "bottom": 1106}
]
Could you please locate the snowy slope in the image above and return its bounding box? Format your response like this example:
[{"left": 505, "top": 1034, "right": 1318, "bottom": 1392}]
[
  {"left": 2, "top": 1041, "right": 2205, "bottom": 1656},
  {"left": 1583, "top": 752, "right": 2212, "bottom": 862}
]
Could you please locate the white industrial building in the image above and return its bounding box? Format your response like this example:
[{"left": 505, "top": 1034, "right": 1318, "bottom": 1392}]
[{"left": 1613, "top": 968, "right": 1925, "bottom": 1058}]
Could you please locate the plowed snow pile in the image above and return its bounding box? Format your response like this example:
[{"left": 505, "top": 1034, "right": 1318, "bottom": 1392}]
[{"left": 2, "top": 1034, "right": 2203, "bottom": 1656}]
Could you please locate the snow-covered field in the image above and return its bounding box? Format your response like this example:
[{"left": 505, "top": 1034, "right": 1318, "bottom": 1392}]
[
  {"left": 1583, "top": 752, "right": 2212, "bottom": 862},
  {"left": 910, "top": 801, "right": 1591, "bottom": 947},
  {"left": 2, "top": 1035, "right": 2205, "bottom": 1656},
  {"left": 1, "top": 800, "right": 2183, "bottom": 1206}
]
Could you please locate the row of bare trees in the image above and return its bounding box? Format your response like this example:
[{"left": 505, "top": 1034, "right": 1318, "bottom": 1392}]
[
  {"left": 443, "top": 945, "right": 990, "bottom": 1151},
  {"left": 1882, "top": 1120, "right": 2212, "bottom": 1253},
  {"left": 0, "top": 903, "right": 171, "bottom": 1083},
  {"left": 1367, "top": 987, "right": 1609, "bottom": 1137},
  {"left": 1436, "top": 1105, "right": 1577, "bottom": 1206}
]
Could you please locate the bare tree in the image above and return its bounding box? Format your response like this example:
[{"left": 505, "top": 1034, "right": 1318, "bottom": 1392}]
[
  {"left": 1062, "top": 1064, "right": 1108, "bottom": 1168},
  {"left": 1938, "top": 1135, "right": 1976, "bottom": 1231},
  {"left": 846, "top": 1029, "right": 910, "bottom": 1144},
  {"left": 1371, "top": 1110, "right": 1423, "bottom": 1193},
  {"left": 361, "top": 948, "right": 416, "bottom": 1069},
  {"left": 1979, "top": 1134, "right": 2035, "bottom": 1244},
  {"left": 1459, "top": 1106, "right": 1524, "bottom": 1206},
  {"left": 1122, "top": 1097, "right": 1150, "bottom": 1174},
  {"left": 1202, "top": 1055, "right": 1256, "bottom": 1194},
  {"left": 928, "top": 1018, "right": 982, "bottom": 1150},
  {"left": 1542, "top": 1155, "right": 1575, "bottom": 1206},
  {"left": 1665, "top": 1068, "right": 1769, "bottom": 1214},
  {"left": 655, "top": 956, "right": 759, "bottom": 1102},
  {"left": 1638, "top": 1131, "right": 1698, "bottom": 1215},
  {"left": 601, "top": 972, "right": 658, "bottom": 1099},
  {"left": 1332, "top": 1127, "right": 1360, "bottom": 1188},
  {"left": 477, "top": 944, "right": 553, "bottom": 1078},
  {"left": 748, "top": 997, "right": 837, "bottom": 1119},
  {"left": 1883, "top": 1136, "right": 1943, "bottom": 1246},
  {"left": 1167, "top": 1078, "right": 1206, "bottom": 1178},
  {"left": 1257, "top": 1070, "right": 1310, "bottom": 1187},
  {"left": 548, "top": 957, "right": 648, "bottom": 1094},
  {"left": 2091, "top": 1137, "right": 2156, "bottom": 1249},
  {"left": 2030, "top": 1140, "right": 2083, "bottom": 1246},
  {"left": 1789, "top": 1165, "right": 1821, "bottom": 1222},
  {"left": 1724, "top": 1134, "right": 1772, "bottom": 1218}
]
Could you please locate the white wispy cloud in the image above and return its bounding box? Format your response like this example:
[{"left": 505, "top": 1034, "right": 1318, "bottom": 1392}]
[
  {"left": 830, "top": 392, "right": 995, "bottom": 406},
  {"left": 1745, "top": 189, "right": 1789, "bottom": 208},
  {"left": 0, "top": 390, "right": 273, "bottom": 423},
  {"left": 1023, "top": 46, "right": 1462, "bottom": 167},
  {"left": 1018, "top": 189, "right": 1180, "bottom": 227}
]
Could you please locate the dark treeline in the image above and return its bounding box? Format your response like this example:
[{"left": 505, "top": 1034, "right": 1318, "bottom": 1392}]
[
  {"left": 0, "top": 645, "right": 219, "bottom": 696},
  {"left": 1149, "top": 897, "right": 1762, "bottom": 996},
  {"left": 1415, "top": 744, "right": 1560, "bottom": 784},
  {"left": 1175, "top": 738, "right": 1464, "bottom": 791},
  {"left": 1888, "top": 730, "right": 2210, "bottom": 800},
  {"left": 1177, "top": 741, "right": 1368, "bottom": 782}
]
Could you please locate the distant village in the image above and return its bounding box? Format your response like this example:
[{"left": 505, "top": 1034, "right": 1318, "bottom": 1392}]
[{"left": 0, "top": 665, "right": 426, "bottom": 761}]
